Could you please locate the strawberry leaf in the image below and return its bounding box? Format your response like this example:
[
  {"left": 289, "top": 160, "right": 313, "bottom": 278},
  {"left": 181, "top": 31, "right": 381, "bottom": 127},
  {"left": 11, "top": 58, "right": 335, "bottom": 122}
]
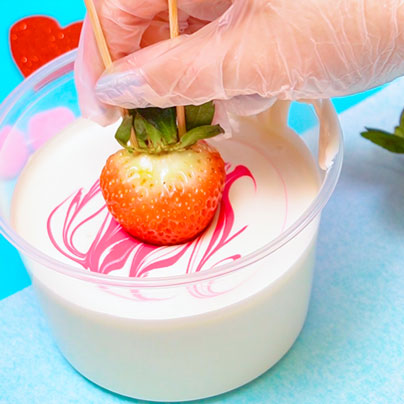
[
  {"left": 185, "top": 102, "right": 215, "bottom": 131},
  {"left": 361, "top": 128, "right": 404, "bottom": 153},
  {"left": 134, "top": 112, "right": 164, "bottom": 152},
  {"left": 137, "top": 107, "right": 178, "bottom": 144},
  {"left": 395, "top": 126, "right": 404, "bottom": 138},
  {"left": 393, "top": 109, "right": 404, "bottom": 138},
  {"left": 115, "top": 102, "right": 224, "bottom": 153},
  {"left": 115, "top": 115, "right": 134, "bottom": 151},
  {"left": 178, "top": 125, "right": 224, "bottom": 149}
]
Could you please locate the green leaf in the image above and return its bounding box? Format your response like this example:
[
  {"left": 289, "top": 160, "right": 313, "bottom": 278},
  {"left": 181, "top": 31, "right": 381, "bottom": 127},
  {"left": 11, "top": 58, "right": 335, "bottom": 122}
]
[
  {"left": 361, "top": 128, "right": 404, "bottom": 153},
  {"left": 134, "top": 112, "right": 164, "bottom": 152},
  {"left": 185, "top": 102, "right": 215, "bottom": 131},
  {"left": 137, "top": 107, "right": 178, "bottom": 144},
  {"left": 116, "top": 103, "right": 223, "bottom": 153},
  {"left": 178, "top": 124, "right": 224, "bottom": 149},
  {"left": 394, "top": 125, "right": 404, "bottom": 138},
  {"left": 393, "top": 108, "right": 404, "bottom": 138},
  {"left": 115, "top": 115, "right": 134, "bottom": 151}
]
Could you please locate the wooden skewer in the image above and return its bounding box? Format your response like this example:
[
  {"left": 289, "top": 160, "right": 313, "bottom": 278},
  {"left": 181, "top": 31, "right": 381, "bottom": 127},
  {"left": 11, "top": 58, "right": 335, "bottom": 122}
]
[
  {"left": 84, "top": 0, "right": 186, "bottom": 138},
  {"left": 168, "top": 0, "right": 187, "bottom": 137},
  {"left": 83, "top": 0, "right": 113, "bottom": 68},
  {"left": 84, "top": 0, "right": 129, "bottom": 120},
  {"left": 168, "top": 0, "right": 180, "bottom": 39}
]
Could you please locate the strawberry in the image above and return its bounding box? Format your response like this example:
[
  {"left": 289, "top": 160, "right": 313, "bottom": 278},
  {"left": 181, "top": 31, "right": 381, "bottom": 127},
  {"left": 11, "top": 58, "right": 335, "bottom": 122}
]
[{"left": 100, "top": 102, "right": 226, "bottom": 245}]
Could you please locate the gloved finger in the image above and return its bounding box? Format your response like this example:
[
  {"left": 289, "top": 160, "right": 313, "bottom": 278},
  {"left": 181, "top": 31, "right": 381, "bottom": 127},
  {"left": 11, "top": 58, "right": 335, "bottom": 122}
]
[
  {"left": 178, "top": 0, "right": 232, "bottom": 21},
  {"left": 222, "top": 95, "right": 276, "bottom": 117},
  {"left": 99, "top": 0, "right": 166, "bottom": 59},
  {"left": 96, "top": 0, "right": 404, "bottom": 112},
  {"left": 140, "top": 14, "right": 213, "bottom": 48},
  {"left": 74, "top": 1, "right": 189, "bottom": 125},
  {"left": 75, "top": 0, "right": 231, "bottom": 125},
  {"left": 95, "top": 14, "right": 229, "bottom": 109},
  {"left": 102, "top": 0, "right": 230, "bottom": 56},
  {"left": 75, "top": 0, "right": 169, "bottom": 125}
]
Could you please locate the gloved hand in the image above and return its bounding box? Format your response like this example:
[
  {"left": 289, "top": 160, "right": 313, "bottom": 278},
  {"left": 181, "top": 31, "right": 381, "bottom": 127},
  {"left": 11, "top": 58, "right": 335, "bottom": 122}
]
[{"left": 75, "top": 0, "right": 404, "bottom": 126}]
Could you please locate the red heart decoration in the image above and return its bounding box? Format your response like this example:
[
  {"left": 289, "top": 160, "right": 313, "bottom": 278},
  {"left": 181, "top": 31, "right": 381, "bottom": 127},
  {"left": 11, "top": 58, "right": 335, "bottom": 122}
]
[{"left": 10, "top": 16, "right": 83, "bottom": 78}]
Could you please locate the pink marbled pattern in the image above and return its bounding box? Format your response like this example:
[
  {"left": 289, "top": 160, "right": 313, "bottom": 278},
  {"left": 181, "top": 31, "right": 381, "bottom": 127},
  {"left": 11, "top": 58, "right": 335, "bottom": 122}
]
[
  {"left": 47, "top": 164, "right": 255, "bottom": 280},
  {"left": 28, "top": 107, "right": 75, "bottom": 150}
]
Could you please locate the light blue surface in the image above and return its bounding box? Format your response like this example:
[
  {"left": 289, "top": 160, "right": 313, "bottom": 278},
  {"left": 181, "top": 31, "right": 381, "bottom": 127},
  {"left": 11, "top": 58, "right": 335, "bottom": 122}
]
[{"left": 1, "top": 79, "right": 404, "bottom": 403}]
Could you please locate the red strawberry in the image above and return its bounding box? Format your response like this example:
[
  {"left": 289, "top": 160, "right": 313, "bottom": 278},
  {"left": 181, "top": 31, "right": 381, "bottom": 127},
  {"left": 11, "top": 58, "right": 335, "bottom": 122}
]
[
  {"left": 100, "top": 102, "right": 226, "bottom": 245},
  {"left": 100, "top": 141, "right": 225, "bottom": 245}
]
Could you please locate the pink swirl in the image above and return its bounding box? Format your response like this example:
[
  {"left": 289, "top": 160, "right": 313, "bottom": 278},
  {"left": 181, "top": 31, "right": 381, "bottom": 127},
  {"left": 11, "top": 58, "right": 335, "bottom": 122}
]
[{"left": 47, "top": 164, "right": 256, "bottom": 289}]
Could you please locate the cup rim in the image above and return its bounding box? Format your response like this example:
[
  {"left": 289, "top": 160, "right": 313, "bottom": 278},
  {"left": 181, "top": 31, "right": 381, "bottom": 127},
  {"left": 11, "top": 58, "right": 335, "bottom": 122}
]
[{"left": 0, "top": 50, "right": 344, "bottom": 288}]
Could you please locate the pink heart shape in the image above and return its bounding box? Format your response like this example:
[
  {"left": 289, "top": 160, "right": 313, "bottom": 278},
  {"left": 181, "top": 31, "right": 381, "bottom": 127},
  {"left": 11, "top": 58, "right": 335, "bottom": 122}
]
[
  {"left": 0, "top": 126, "right": 29, "bottom": 179},
  {"left": 28, "top": 107, "right": 75, "bottom": 150}
]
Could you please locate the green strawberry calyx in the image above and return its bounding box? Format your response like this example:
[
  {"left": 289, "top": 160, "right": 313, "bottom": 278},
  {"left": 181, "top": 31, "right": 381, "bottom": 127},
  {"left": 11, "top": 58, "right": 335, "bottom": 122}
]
[{"left": 115, "top": 101, "right": 225, "bottom": 154}]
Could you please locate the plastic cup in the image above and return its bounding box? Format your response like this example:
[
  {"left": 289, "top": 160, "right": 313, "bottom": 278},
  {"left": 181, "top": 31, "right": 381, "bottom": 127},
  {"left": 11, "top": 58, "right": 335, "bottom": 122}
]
[{"left": 0, "top": 51, "right": 343, "bottom": 402}]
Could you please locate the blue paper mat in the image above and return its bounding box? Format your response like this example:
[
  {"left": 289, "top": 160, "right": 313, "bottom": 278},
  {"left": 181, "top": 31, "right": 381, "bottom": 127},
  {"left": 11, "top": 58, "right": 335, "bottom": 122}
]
[{"left": 1, "top": 79, "right": 404, "bottom": 404}]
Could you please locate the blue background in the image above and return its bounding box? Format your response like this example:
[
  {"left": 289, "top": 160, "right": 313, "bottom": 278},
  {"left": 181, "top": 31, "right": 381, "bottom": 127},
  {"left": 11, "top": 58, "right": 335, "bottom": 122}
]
[{"left": 0, "top": 1, "right": 86, "bottom": 299}]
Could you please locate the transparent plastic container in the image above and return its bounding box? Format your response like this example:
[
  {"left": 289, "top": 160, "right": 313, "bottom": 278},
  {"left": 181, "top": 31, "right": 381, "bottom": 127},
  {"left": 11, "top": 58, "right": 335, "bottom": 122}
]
[{"left": 0, "top": 51, "right": 343, "bottom": 402}]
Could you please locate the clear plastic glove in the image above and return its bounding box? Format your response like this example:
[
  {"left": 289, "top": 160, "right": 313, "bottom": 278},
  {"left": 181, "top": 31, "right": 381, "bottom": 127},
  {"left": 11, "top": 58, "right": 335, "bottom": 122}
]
[
  {"left": 75, "top": 0, "right": 404, "bottom": 126},
  {"left": 75, "top": 0, "right": 233, "bottom": 125}
]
